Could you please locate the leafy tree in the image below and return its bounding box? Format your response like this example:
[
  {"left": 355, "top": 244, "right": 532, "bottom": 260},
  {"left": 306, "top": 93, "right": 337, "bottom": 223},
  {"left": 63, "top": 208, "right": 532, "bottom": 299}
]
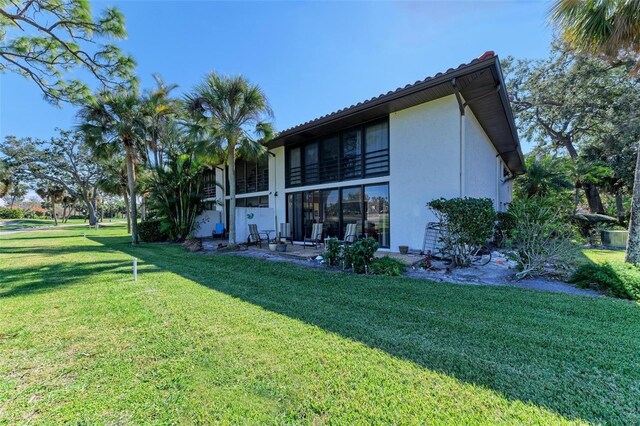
[
  {"left": 503, "top": 43, "right": 640, "bottom": 213},
  {"left": 184, "top": 73, "right": 274, "bottom": 245},
  {"left": 0, "top": 130, "right": 105, "bottom": 224},
  {"left": 35, "top": 182, "right": 64, "bottom": 224},
  {"left": 549, "top": 0, "right": 640, "bottom": 263},
  {"left": 0, "top": 0, "right": 134, "bottom": 104},
  {"left": 79, "top": 87, "right": 146, "bottom": 243}
]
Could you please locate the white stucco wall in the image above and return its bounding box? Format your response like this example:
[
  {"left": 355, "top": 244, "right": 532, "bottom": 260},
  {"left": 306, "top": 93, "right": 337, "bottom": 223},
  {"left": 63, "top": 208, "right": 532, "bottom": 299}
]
[
  {"left": 464, "top": 109, "right": 499, "bottom": 204},
  {"left": 389, "top": 95, "right": 461, "bottom": 252}
]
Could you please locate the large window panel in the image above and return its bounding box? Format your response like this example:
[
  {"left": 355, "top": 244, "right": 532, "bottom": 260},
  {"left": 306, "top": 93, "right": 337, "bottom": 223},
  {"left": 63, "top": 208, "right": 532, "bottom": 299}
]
[
  {"left": 341, "top": 129, "right": 362, "bottom": 179},
  {"left": 320, "top": 136, "right": 340, "bottom": 182},
  {"left": 364, "top": 183, "right": 390, "bottom": 248},
  {"left": 321, "top": 189, "right": 340, "bottom": 238},
  {"left": 365, "top": 122, "right": 389, "bottom": 175},
  {"left": 305, "top": 142, "right": 319, "bottom": 184},
  {"left": 341, "top": 186, "right": 362, "bottom": 239}
]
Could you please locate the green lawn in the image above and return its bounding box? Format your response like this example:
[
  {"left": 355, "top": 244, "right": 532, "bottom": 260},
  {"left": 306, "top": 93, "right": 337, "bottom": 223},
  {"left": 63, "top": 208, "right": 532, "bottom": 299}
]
[
  {"left": 1, "top": 226, "right": 639, "bottom": 424},
  {"left": 0, "top": 218, "right": 91, "bottom": 231},
  {"left": 582, "top": 247, "right": 626, "bottom": 264}
]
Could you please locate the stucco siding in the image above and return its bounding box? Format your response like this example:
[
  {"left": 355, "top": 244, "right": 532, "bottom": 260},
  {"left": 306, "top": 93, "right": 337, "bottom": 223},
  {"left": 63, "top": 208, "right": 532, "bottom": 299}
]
[
  {"left": 464, "top": 109, "right": 498, "bottom": 203},
  {"left": 389, "top": 95, "right": 461, "bottom": 251}
]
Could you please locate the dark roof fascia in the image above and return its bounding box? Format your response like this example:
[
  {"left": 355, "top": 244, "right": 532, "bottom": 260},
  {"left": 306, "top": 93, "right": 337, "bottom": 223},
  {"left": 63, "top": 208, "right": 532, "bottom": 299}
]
[{"left": 492, "top": 57, "right": 526, "bottom": 175}]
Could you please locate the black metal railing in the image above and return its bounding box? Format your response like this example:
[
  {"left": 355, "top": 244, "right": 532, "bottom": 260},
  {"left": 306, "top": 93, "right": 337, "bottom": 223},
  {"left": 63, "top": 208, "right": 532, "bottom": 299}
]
[
  {"left": 236, "top": 171, "right": 269, "bottom": 194},
  {"left": 202, "top": 183, "right": 217, "bottom": 199},
  {"left": 286, "top": 148, "right": 389, "bottom": 187}
]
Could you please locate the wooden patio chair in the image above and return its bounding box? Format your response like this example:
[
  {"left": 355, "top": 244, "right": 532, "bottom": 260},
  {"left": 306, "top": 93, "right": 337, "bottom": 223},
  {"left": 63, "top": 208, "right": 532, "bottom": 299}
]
[{"left": 303, "top": 223, "right": 324, "bottom": 249}]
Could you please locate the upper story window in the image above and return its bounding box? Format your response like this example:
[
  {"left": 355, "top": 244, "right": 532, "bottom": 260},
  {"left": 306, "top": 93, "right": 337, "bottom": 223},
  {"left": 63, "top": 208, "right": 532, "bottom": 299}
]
[
  {"left": 285, "top": 119, "right": 389, "bottom": 188},
  {"left": 227, "top": 157, "right": 269, "bottom": 195},
  {"left": 202, "top": 169, "right": 217, "bottom": 199}
]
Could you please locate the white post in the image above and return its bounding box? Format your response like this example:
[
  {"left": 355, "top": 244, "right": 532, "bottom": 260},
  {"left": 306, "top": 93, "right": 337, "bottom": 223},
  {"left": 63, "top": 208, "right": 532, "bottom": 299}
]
[{"left": 133, "top": 257, "right": 138, "bottom": 282}]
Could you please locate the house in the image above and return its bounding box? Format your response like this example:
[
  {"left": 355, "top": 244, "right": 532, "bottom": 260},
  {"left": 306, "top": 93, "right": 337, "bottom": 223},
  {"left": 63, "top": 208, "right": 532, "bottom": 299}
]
[{"left": 196, "top": 52, "right": 524, "bottom": 251}]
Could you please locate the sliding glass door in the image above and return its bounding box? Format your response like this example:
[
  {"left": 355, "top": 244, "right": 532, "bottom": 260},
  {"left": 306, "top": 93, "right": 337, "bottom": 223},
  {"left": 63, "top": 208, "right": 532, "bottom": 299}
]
[{"left": 286, "top": 183, "right": 389, "bottom": 247}]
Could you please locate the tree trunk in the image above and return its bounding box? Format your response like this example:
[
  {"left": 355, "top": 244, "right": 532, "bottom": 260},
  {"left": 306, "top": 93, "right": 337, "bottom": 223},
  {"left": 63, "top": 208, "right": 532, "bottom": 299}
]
[
  {"left": 125, "top": 148, "right": 138, "bottom": 244},
  {"left": 625, "top": 143, "right": 640, "bottom": 264},
  {"left": 51, "top": 197, "right": 58, "bottom": 225},
  {"left": 123, "top": 190, "right": 131, "bottom": 234},
  {"left": 227, "top": 144, "right": 237, "bottom": 245},
  {"left": 583, "top": 182, "right": 605, "bottom": 214},
  {"left": 616, "top": 189, "right": 625, "bottom": 226}
]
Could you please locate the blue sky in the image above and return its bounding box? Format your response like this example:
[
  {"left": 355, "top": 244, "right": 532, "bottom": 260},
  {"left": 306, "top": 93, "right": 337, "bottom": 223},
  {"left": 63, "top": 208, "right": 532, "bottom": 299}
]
[{"left": 1, "top": 1, "right": 553, "bottom": 152}]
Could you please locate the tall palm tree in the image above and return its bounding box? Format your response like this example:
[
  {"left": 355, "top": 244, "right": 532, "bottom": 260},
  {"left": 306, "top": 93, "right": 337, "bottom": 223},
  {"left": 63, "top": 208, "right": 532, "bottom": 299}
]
[
  {"left": 184, "top": 73, "right": 274, "bottom": 245},
  {"left": 78, "top": 88, "right": 146, "bottom": 244},
  {"left": 143, "top": 74, "right": 179, "bottom": 170},
  {"left": 550, "top": 0, "right": 640, "bottom": 263}
]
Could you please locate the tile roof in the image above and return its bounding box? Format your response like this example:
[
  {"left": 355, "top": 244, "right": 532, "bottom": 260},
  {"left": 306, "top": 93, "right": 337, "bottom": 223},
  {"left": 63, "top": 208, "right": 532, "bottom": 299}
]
[{"left": 276, "top": 51, "right": 496, "bottom": 137}]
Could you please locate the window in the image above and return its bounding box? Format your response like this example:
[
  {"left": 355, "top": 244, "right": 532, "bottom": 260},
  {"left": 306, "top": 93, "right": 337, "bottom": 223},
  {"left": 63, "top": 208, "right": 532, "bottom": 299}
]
[
  {"left": 285, "top": 119, "right": 389, "bottom": 187},
  {"left": 227, "top": 158, "right": 269, "bottom": 195},
  {"left": 285, "top": 182, "right": 390, "bottom": 248},
  {"left": 202, "top": 169, "right": 217, "bottom": 199},
  {"left": 364, "top": 122, "right": 389, "bottom": 175}
]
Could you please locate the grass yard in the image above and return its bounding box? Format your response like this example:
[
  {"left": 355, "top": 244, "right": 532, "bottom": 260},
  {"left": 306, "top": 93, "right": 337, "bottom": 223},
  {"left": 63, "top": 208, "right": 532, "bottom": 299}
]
[
  {"left": 1, "top": 225, "right": 639, "bottom": 424},
  {"left": 0, "top": 218, "right": 92, "bottom": 231},
  {"left": 582, "top": 247, "right": 626, "bottom": 264}
]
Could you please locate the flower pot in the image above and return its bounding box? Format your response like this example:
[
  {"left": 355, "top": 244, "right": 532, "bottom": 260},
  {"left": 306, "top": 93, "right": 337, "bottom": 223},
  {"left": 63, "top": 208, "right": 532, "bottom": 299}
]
[
  {"left": 399, "top": 245, "right": 409, "bottom": 254},
  {"left": 276, "top": 244, "right": 287, "bottom": 252},
  {"left": 269, "top": 243, "right": 277, "bottom": 252}
]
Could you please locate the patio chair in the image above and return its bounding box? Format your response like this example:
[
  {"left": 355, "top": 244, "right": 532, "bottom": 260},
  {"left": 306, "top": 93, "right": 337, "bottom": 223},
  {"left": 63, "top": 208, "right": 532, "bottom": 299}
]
[
  {"left": 303, "top": 223, "right": 324, "bottom": 249},
  {"left": 342, "top": 223, "right": 358, "bottom": 244},
  {"left": 248, "top": 224, "right": 268, "bottom": 248},
  {"left": 212, "top": 223, "right": 226, "bottom": 240},
  {"left": 279, "top": 222, "right": 293, "bottom": 245}
]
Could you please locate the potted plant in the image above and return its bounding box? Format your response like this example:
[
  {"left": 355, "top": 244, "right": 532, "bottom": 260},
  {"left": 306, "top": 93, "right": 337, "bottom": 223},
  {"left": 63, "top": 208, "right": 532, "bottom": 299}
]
[
  {"left": 276, "top": 240, "right": 287, "bottom": 252},
  {"left": 399, "top": 245, "right": 409, "bottom": 254},
  {"left": 268, "top": 239, "right": 278, "bottom": 252}
]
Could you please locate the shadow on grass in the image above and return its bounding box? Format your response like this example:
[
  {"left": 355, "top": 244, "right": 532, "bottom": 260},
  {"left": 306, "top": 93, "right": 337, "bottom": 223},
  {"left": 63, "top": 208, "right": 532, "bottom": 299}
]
[
  {"left": 4, "top": 231, "right": 639, "bottom": 424},
  {"left": 86, "top": 235, "right": 640, "bottom": 424}
]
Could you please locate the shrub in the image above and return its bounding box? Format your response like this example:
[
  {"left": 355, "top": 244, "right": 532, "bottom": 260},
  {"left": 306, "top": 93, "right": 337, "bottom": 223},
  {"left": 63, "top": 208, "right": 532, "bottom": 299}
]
[
  {"left": 494, "top": 211, "right": 516, "bottom": 248},
  {"left": 427, "top": 197, "right": 496, "bottom": 266},
  {"left": 344, "top": 237, "right": 379, "bottom": 274},
  {"left": 138, "top": 219, "right": 169, "bottom": 243},
  {"left": 570, "top": 262, "right": 640, "bottom": 300},
  {"left": 508, "top": 197, "right": 576, "bottom": 279},
  {"left": 0, "top": 207, "right": 24, "bottom": 219},
  {"left": 370, "top": 256, "right": 406, "bottom": 276},
  {"left": 324, "top": 238, "right": 343, "bottom": 267}
]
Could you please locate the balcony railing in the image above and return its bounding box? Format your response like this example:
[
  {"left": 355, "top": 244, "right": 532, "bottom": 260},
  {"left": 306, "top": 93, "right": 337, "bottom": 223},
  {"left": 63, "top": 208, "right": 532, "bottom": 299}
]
[
  {"left": 235, "top": 171, "right": 269, "bottom": 194},
  {"left": 286, "top": 148, "right": 389, "bottom": 187},
  {"left": 202, "top": 183, "right": 217, "bottom": 199}
]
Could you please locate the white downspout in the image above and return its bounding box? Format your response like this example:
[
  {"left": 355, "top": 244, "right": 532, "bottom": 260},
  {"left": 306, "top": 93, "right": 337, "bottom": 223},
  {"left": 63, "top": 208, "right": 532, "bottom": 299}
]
[{"left": 495, "top": 157, "right": 501, "bottom": 211}]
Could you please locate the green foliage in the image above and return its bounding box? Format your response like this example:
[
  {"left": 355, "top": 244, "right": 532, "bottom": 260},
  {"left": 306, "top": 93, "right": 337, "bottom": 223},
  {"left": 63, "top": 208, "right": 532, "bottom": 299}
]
[
  {"left": 494, "top": 211, "right": 516, "bottom": 248},
  {"left": 344, "top": 237, "right": 380, "bottom": 274},
  {"left": 370, "top": 256, "right": 406, "bottom": 276},
  {"left": 508, "top": 197, "right": 576, "bottom": 279},
  {"left": 0, "top": 0, "right": 134, "bottom": 104},
  {"left": 515, "top": 155, "right": 573, "bottom": 199},
  {"left": 570, "top": 262, "right": 640, "bottom": 301},
  {"left": 0, "top": 207, "right": 24, "bottom": 219},
  {"left": 138, "top": 219, "right": 168, "bottom": 243},
  {"left": 427, "top": 197, "right": 497, "bottom": 266},
  {"left": 323, "top": 237, "right": 343, "bottom": 267},
  {"left": 145, "top": 151, "right": 208, "bottom": 241}
]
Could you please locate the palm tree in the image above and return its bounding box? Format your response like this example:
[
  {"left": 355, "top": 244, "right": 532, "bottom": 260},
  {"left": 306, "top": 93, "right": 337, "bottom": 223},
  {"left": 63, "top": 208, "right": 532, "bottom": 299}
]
[
  {"left": 517, "top": 155, "right": 574, "bottom": 198},
  {"left": 143, "top": 74, "right": 179, "bottom": 170},
  {"left": 78, "top": 88, "right": 146, "bottom": 244},
  {"left": 99, "top": 158, "right": 131, "bottom": 232},
  {"left": 550, "top": 0, "right": 640, "bottom": 263},
  {"left": 184, "top": 73, "right": 274, "bottom": 245}
]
